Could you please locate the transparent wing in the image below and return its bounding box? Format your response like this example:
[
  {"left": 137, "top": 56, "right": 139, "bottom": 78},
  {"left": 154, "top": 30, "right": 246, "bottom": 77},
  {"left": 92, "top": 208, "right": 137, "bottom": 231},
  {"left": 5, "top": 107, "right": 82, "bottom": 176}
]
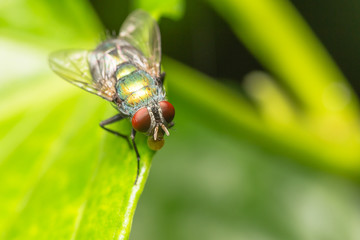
[
  {"left": 49, "top": 50, "right": 117, "bottom": 101},
  {"left": 119, "top": 10, "right": 161, "bottom": 78}
]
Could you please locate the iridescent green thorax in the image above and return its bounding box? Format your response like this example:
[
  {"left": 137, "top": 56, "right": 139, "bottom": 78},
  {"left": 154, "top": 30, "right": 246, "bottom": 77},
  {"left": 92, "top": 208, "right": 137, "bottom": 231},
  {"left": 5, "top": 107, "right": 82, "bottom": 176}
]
[{"left": 115, "top": 63, "right": 164, "bottom": 115}]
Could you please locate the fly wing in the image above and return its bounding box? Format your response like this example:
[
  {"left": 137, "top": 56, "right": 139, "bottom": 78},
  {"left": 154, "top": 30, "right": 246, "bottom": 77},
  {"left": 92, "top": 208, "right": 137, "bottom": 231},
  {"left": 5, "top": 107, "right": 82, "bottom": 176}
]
[
  {"left": 49, "top": 50, "right": 117, "bottom": 101},
  {"left": 118, "top": 10, "right": 162, "bottom": 79}
]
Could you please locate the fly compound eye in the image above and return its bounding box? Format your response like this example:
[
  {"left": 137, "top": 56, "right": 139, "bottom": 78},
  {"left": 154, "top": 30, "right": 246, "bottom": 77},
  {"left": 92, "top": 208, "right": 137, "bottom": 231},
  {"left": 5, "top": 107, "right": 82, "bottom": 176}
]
[
  {"left": 132, "top": 107, "right": 151, "bottom": 132},
  {"left": 159, "top": 101, "right": 175, "bottom": 123}
]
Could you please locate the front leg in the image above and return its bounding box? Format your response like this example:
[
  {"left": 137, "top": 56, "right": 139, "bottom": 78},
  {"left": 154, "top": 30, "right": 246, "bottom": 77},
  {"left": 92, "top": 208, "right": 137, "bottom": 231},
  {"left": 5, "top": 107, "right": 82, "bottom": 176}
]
[
  {"left": 131, "top": 128, "right": 140, "bottom": 184},
  {"left": 167, "top": 121, "right": 174, "bottom": 129},
  {"left": 100, "top": 114, "right": 131, "bottom": 148}
]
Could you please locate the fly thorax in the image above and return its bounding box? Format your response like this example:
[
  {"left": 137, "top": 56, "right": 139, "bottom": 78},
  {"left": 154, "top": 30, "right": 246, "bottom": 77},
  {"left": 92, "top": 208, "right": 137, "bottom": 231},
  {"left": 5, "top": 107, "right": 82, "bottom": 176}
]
[{"left": 116, "top": 68, "right": 161, "bottom": 115}]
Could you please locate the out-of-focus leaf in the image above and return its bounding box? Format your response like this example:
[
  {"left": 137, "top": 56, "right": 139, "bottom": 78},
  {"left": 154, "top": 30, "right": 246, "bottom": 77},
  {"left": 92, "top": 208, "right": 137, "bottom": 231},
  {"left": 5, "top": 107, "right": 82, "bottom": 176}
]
[
  {"left": 163, "top": 57, "right": 360, "bottom": 178},
  {"left": 206, "top": 0, "right": 359, "bottom": 116},
  {"left": 205, "top": 0, "right": 360, "bottom": 173},
  {"left": 133, "top": 0, "right": 185, "bottom": 20},
  {"left": 0, "top": 0, "right": 102, "bottom": 48}
]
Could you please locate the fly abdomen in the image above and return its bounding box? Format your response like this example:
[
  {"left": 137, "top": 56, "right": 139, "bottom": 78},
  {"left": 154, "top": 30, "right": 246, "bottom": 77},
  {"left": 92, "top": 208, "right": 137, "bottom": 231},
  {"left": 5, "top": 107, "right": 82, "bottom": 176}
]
[{"left": 116, "top": 63, "right": 138, "bottom": 80}]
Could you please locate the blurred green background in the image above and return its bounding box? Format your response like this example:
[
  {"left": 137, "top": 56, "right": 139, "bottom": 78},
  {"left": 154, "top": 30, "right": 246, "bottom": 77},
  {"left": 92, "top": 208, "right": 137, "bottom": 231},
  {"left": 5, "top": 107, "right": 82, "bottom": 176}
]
[{"left": 1, "top": 0, "right": 360, "bottom": 239}]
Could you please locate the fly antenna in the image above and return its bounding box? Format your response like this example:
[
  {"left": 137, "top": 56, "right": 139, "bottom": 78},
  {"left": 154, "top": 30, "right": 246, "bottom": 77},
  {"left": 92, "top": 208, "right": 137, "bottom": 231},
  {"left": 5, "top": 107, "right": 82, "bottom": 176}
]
[
  {"left": 161, "top": 123, "right": 170, "bottom": 136},
  {"left": 154, "top": 125, "right": 159, "bottom": 141}
]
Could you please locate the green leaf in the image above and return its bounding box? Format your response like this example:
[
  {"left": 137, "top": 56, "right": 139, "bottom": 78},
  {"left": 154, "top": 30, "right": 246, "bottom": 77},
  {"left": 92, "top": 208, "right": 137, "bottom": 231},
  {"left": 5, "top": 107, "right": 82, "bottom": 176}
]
[
  {"left": 0, "top": 0, "right": 155, "bottom": 239},
  {"left": 0, "top": 74, "right": 154, "bottom": 240}
]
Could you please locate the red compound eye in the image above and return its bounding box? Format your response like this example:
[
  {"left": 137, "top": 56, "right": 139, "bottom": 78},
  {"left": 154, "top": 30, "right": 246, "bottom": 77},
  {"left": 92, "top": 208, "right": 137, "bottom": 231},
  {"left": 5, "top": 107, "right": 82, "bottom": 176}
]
[
  {"left": 160, "top": 101, "right": 175, "bottom": 123},
  {"left": 132, "top": 107, "right": 151, "bottom": 132}
]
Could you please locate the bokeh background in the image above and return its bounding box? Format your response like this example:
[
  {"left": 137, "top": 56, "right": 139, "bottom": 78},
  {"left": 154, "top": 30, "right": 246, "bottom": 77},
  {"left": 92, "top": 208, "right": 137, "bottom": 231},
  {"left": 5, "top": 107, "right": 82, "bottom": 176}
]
[{"left": 1, "top": 0, "right": 360, "bottom": 239}]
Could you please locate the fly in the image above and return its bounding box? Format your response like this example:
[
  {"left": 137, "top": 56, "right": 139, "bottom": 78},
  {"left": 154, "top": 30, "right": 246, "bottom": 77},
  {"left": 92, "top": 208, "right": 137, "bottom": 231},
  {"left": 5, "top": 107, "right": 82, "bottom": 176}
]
[{"left": 49, "top": 10, "right": 175, "bottom": 184}]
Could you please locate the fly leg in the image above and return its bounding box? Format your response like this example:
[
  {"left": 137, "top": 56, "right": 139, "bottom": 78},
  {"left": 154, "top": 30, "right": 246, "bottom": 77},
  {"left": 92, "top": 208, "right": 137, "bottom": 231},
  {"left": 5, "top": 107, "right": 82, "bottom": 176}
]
[
  {"left": 159, "top": 72, "right": 166, "bottom": 86},
  {"left": 100, "top": 114, "right": 131, "bottom": 148},
  {"left": 131, "top": 128, "right": 140, "bottom": 184},
  {"left": 167, "top": 121, "right": 175, "bottom": 129}
]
